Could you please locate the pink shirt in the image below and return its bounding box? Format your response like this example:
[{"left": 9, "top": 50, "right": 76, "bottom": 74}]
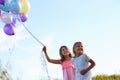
[{"left": 62, "top": 60, "right": 76, "bottom": 80}]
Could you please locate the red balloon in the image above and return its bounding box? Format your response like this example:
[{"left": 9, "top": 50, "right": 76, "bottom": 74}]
[{"left": 4, "top": 23, "right": 15, "bottom": 36}]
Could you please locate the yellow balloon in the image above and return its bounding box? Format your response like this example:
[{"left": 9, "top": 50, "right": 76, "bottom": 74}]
[{"left": 20, "top": 0, "right": 30, "bottom": 14}]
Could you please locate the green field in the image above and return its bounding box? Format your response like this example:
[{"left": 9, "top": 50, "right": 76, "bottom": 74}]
[
  {"left": 92, "top": 74, "right": 120, "bottom": 80},
  {"left": 0, "top": 70, "right": 120, "bottom": 80}
]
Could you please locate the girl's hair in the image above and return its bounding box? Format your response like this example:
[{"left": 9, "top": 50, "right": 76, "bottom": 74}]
[
  {"left": 73, "top": 41, "right": 82, "bottom": 54},
  {"left": 59, "top": 45, "right": 72, "bottom": 62}
]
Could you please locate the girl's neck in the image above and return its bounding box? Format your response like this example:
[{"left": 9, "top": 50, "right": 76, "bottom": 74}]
[
  {"left": 75, "top": 52, "right": 83, "bottom": 57},
  {"left": 64, "top": 56, "right": 71, "bottom": 61}
]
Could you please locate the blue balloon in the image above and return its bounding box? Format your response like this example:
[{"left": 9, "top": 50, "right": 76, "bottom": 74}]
[
  {"left": 0, "top": 0, "right": 21, "bottom": 14},
  {"left": 0, "top": 4, "right": 9, "bottom": 12},
  {"left": 9, "top": 0, "right": 21, "bottom": 14}
]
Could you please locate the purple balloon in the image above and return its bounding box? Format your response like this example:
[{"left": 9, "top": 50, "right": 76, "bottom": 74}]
[
  {"left": 0, "top": 10, "right": 1, "bottom": 16},
  {"left": 0, "top": 0, "right": 5, "bottom": 5},
  {"left": 18, "top": 13, "right": 28, "bottom": 22},
  {"left": 4, "top": 23, "right": 15, "bottom": 36}
]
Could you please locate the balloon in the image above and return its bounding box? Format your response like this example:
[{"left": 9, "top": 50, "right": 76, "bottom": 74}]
[
  {"left": 4, "top": 23, "right": 15, "bottom": 36},
  {"left": 0, "top": 0, "right": 6, "bottom": 5},
  {"left": 0, "top": 4, "right": 10, "bottom": 12},
  {"left": 12, "top": 16, "right": 16, "bottom": 24},
  {"left": 20, "top": 0, "right": 30, "bottom": 14},
  {"left": 19, "top": 0, "right": 23, "bottom": 2},
  {"left": 0, "top": 12, "right": 13, "bottom": 23},
  {"left": 18, "top": 13, "right": 28, "bottom": 22},
  {"left": 9, "top": 0, "right": 21, "bottom": 14},
  {"left": 0, "top": 9, "right": 1, "bottom": 16},
  {"left": 0, "top": 0, "right": 30, "bottom": 36}
]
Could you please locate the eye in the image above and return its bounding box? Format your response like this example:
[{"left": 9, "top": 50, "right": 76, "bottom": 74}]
[{"left": 62, "top": 48, "right": 65, "bottom": 51}]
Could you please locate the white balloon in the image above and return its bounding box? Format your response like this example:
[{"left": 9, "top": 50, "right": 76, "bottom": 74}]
[{"left": 0, "top": 12, "right": 13, "bottom": 23}]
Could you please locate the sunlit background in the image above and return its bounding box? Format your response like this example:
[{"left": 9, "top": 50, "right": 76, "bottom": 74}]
[{"left": 0, "top": 0, "right": 120, "bottom": 80}]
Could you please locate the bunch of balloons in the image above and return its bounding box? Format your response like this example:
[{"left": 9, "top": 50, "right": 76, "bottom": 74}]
[{"left": 0, "top": 0, "right": 30, "bottom": 36}]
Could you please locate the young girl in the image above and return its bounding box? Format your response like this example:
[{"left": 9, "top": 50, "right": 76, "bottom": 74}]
[
  {"left": 72, "top": 42, "right": 95, "bottom": 80},
  {"left": 42, "top": 45, "right": 76, "bottom": 80}
]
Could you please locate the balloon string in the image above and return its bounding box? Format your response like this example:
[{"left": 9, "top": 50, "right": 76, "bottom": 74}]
[
  {"left": 41, "top": 51, "right": 51, "bottom": 80},
  {"left": 20, "top": 22, "right": 44, "bottom": 46},
  {"left": 17, "top": 16, "right": 50, "bottom": 79},
  {"left": 20, "top": 22, "right": 51, "bottom": 79}
]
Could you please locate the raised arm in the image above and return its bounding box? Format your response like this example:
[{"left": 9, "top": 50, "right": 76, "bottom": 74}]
[{"left": 42, "top": 46, "right": 62, "bottom": 64}]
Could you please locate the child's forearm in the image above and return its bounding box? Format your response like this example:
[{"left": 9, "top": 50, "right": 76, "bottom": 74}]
[
  {"left": 86, "top": 59, "right": 95, "bottom": 72},
  {"left": 44, "top": 51, "right": 51, "bottom": 62}
]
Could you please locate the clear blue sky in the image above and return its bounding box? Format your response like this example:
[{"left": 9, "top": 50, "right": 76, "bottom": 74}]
[{"left": 0, "top": 0, "right": 120, "bottom": 80}]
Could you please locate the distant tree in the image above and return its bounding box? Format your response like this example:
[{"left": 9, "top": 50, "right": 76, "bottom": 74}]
[{"left": 0, "top": 70, "right": 11, "bottom": 80}]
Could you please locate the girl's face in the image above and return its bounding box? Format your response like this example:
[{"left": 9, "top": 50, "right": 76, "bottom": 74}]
[
  {"left": 61, "top": 47, "right": 69, "bottom": 56},
  {"left": 74, "top": 42, "right": 84, "bottom": 54}
]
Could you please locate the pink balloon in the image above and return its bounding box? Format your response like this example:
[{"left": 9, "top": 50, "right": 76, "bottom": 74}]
[{"left": 4, "top": 23, "right": 15, "bottom": 36}]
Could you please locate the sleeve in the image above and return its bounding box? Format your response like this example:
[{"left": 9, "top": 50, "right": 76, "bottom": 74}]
[{"left": 84, "top": 54, "right": 90, "bottom": 62}]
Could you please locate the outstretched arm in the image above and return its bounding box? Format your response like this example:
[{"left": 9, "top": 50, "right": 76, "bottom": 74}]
[{"left": 42, "top": 46, "right": 62, "bottom": 64}]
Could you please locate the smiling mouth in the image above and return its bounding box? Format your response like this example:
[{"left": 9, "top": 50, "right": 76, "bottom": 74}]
[{"left": 78, "top": 48, "right": 83, "bottom": 51}]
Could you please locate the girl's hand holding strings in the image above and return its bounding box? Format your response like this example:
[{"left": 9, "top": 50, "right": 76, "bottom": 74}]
[{"left": 43, "top": 46, "right": 47, "bottom": 53}]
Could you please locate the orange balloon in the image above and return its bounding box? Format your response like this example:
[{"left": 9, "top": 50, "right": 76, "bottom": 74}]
[{"left": 19, "top": 0, "right": 23, "bottom": 2}]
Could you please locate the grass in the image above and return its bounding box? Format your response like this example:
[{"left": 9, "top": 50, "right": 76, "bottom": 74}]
[{"left": 92, "top": 74, "right": 120, "bottom": 80}]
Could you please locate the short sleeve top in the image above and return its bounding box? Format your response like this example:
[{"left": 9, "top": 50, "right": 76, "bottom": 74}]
[{"left": 72, "top": 54, "right": 92, "bottom": 80}]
